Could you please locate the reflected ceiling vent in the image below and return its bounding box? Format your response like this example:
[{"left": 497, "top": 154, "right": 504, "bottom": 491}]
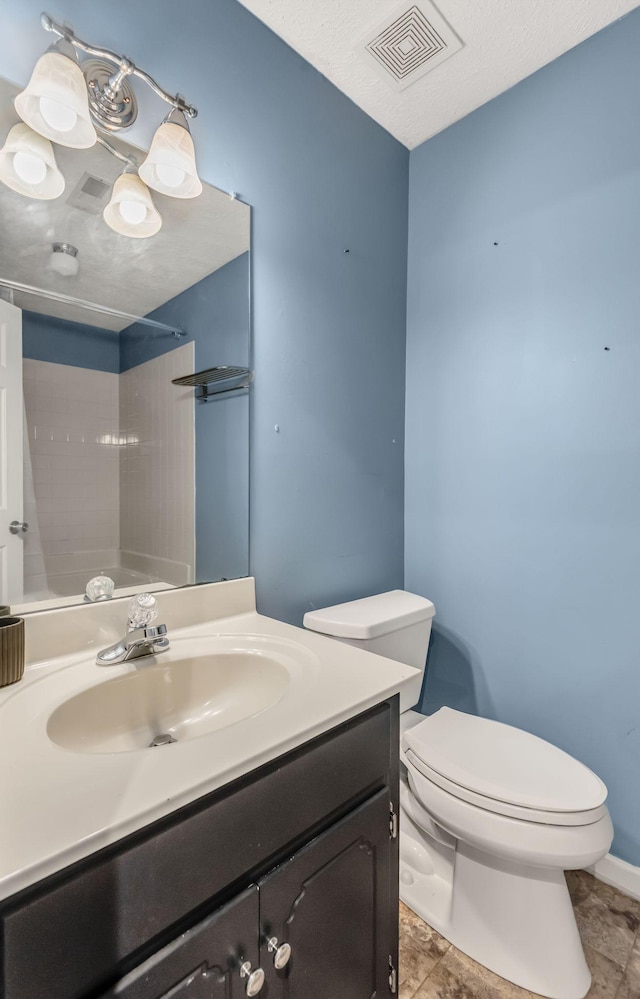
[
  {"left": 360, "top": 1, "right": 463, "bottom": 91},
  {"left": 66, "top": 172, "right": 112, "bottom": 214}
]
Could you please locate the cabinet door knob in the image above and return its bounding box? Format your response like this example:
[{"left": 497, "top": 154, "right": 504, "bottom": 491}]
[
  {"left": 240, "top": 960, "right": 265, "bottom": 996},
  {"left": 268, "top": 936, "right": 292, "bottom": 970}
]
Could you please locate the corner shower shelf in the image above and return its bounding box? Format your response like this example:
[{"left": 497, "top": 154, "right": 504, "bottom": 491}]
[{"left": 172, "top": 365, "right": 253, "bottom": 401}]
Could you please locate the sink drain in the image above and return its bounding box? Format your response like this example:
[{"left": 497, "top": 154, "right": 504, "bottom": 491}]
[{"left": 149, "top": 733, "right": 177, "bottom": 747}]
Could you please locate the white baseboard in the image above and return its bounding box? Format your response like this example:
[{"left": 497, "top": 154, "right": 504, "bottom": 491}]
[{"left": 588, "top": 853, "right": 640, "bottom": 902}]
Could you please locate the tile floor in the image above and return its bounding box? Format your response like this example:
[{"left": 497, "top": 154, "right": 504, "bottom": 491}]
[{"left": 399, "top": 871, "right": 640, "bottom": 998}]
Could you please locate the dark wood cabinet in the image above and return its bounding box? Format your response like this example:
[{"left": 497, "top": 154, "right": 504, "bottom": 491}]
[
  {"left": 0, "top": 699, "right": 399, "bottom": 999},
  {"left": 101, "top": 887, "right": 259, "bottom": 999},
  {"left": 104, "top": 791, "right": 391, "bottom": 999},
  {"left": 259, "top": 790, "right": 391, "bottom": 999}
]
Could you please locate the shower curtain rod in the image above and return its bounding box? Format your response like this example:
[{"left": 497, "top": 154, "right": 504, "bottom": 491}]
[{"left": 0, "top": 278, "right": 185, "bottom": 339}]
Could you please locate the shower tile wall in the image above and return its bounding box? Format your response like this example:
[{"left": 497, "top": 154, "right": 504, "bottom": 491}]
[
  {"left": 119, "top": 342, "right": 195, "bottom": 586},
  {"left": 22, "top": 359, "right": 120, "bottom": 564}
]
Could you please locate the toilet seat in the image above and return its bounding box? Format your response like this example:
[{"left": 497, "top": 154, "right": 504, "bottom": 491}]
[
  {"left": 403, "top": 707, "right": 607, "bottom": 827},
  {"left": 406, "top": 764, "right": 614, "bottom": 869},
  {"left": 405, "top": 750, "right": 608, "bottom": 826}
]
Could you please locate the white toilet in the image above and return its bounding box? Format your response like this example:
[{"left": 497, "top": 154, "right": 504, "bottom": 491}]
[{"left": 304, "top": 590, "right": 613, "bottom": 999}]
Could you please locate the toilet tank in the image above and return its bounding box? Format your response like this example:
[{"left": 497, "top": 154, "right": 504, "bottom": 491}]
[{"left": 303, "top": 590, "right": 435, "bottom": 671}]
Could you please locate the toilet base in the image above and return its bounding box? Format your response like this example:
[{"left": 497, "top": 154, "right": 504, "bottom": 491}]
[{"left": 400, "top": 827, "right": 591, "bottom": 999}]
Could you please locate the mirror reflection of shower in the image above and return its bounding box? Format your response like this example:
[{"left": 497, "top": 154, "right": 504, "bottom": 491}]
[{"left": 21, "top": 308, "right": 195, "bottom": 604}]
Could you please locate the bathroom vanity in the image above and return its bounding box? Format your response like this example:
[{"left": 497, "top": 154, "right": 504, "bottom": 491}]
[{"left": 0, "top": 579, "right": 421, "bottom": 999}]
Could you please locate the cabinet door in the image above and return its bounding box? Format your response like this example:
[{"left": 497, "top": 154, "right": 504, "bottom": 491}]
[
  {"left": 259, "top": 790, "right": 392, "bottom": 998},
  {"left": 101, "top": 886, "right": 259, "bottom": 999}
]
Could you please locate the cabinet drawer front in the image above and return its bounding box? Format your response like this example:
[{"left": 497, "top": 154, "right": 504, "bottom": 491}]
[{"left": 2, "top": 702, "right": 393, "bottom": 999}]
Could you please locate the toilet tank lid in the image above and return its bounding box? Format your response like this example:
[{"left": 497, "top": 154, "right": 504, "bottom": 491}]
[{"left": 303, "top": 590, "right": 435, "bottom": 640}]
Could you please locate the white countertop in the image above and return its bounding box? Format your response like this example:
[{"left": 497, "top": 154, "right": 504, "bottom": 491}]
[{"left": 0, "top": 581, "right": 421, "bottom": 901}]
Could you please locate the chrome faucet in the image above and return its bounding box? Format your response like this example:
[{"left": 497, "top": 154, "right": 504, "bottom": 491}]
[
  {"left": 96, "top": 623, "right": 169, "bottom": 665},
  {"left": 96, "top": 593, "right": 169, "bottom": 666}
]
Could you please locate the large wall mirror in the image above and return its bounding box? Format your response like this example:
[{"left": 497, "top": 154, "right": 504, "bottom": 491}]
[{"left": 0, "top": 76, "right": 251, "bottom": 612}]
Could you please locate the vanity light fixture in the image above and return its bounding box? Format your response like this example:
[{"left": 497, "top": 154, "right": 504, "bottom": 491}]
[
  {"left": 98, "top": 135, "right": 163, "bottom": 240},
  {"left": 139, "top": 109, "right": 202, "bottom": 199},
  {"left": 0, "top": 122, "right": 65, "bottom": 199},
  {"left": 138, "top": 108, "right": 202, "bottom": 198},
  {"left": 14, "top": 38, "right": 97, "bottom": 149},
  {"left": 7, "top": 13, "right": 202, "bottom": 236},
  {"left": 18, "top": 14, "right": 199, "bottom": 162},
  {"left": 103, "top": 171, "right": 162, "bottom": 239}
]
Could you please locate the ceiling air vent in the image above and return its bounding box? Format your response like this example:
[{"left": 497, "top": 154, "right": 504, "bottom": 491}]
[
  {"left": 66, "top": 172, "right": 112, "bottom": 214},
  {"left": 360, "top": 1, "right": 463, "bottom": 91}
]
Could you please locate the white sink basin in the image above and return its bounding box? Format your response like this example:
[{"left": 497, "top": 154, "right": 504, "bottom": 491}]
[
  {"left": 47, "top": 650, "right": 291, "bottom": 754},
  {"left": 0, "top": 589, "right": 421, "bottom": 902}
]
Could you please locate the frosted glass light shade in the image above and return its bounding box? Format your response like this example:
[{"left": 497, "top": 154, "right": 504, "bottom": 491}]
[
  {"left": 0, "top": 123, "right": 65, "bottom": 199},
  {"left": 103, "top": 173, "right": 162, "bottom": 238},
  {"left": 15, "top": 50, "right": 97, "bottom": 149},
  {"left": 49, "top": 243, "right": 79, "bottom": 276},
  {"left": 139, "top": 121, "right": 202, "bottom": 199}
]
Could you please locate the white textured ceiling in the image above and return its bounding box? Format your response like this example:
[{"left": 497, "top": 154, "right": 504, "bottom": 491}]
[{"left": 237, "top": 0, "right": 640, "bottom": 148}]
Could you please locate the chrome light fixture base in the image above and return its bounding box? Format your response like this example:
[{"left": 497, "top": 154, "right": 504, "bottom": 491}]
[
  {"left": 84, "top": 59, "right": 138, "bottom": 132},
  {"left": 40, "top": 12, "right": 198, "bottom": 123},
  {"left": 52, "top": 241, "right": 78, "bottom": 257}
]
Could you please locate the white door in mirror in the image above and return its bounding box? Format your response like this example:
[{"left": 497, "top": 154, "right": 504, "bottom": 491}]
[{"left": 0, "top": 300, "right": 23, "bottom": 604}]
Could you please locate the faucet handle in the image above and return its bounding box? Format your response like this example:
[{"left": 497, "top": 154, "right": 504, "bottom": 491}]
[{"left": 127, "top": 593, "right": 158, "bottom": 631}]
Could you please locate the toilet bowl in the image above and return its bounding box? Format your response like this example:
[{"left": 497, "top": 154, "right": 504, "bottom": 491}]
[
  {"left": 401, "top": 706, "right": 612, "bottom": 999},
  {"left": 304, "top": 592, "right": 613, "bottom": 999}
]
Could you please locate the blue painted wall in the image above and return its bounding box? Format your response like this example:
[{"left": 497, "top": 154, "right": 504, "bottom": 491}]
[
  {"left": 119, "top": 252, "right": 250, "bottom": 372},
  {"left": 406, "top": 12, "right": 640, "bottom": 865},
  {"left": 1, "top": 0, "right": 408, "bottom": 626},
  {"left": 22, "top": 311, "right": 119, "bottom": 372}
]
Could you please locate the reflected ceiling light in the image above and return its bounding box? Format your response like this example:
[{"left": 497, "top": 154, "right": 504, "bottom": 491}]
[
  {"left": 0, "top": 122, "right": 65, "bottom": 199},
  {"left": 49, "top": 242, "right": 79, "bottom": 276},
  {"left": 139, "top": 109, "right": 202, "bottom": 199},
  {"left": 103, "top": 172, "right": 162, "bottom": 239},
  {"left": 14, "top": 39, "right": 97, "bottom": 149}
]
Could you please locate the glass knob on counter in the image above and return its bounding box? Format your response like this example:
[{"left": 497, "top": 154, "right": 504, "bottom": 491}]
[
  {"left": 85, "top": 576, "right": 115, "bottom": 602},
  {"left": 127, "top": 592, "right": 158, "bottom": 630}
]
